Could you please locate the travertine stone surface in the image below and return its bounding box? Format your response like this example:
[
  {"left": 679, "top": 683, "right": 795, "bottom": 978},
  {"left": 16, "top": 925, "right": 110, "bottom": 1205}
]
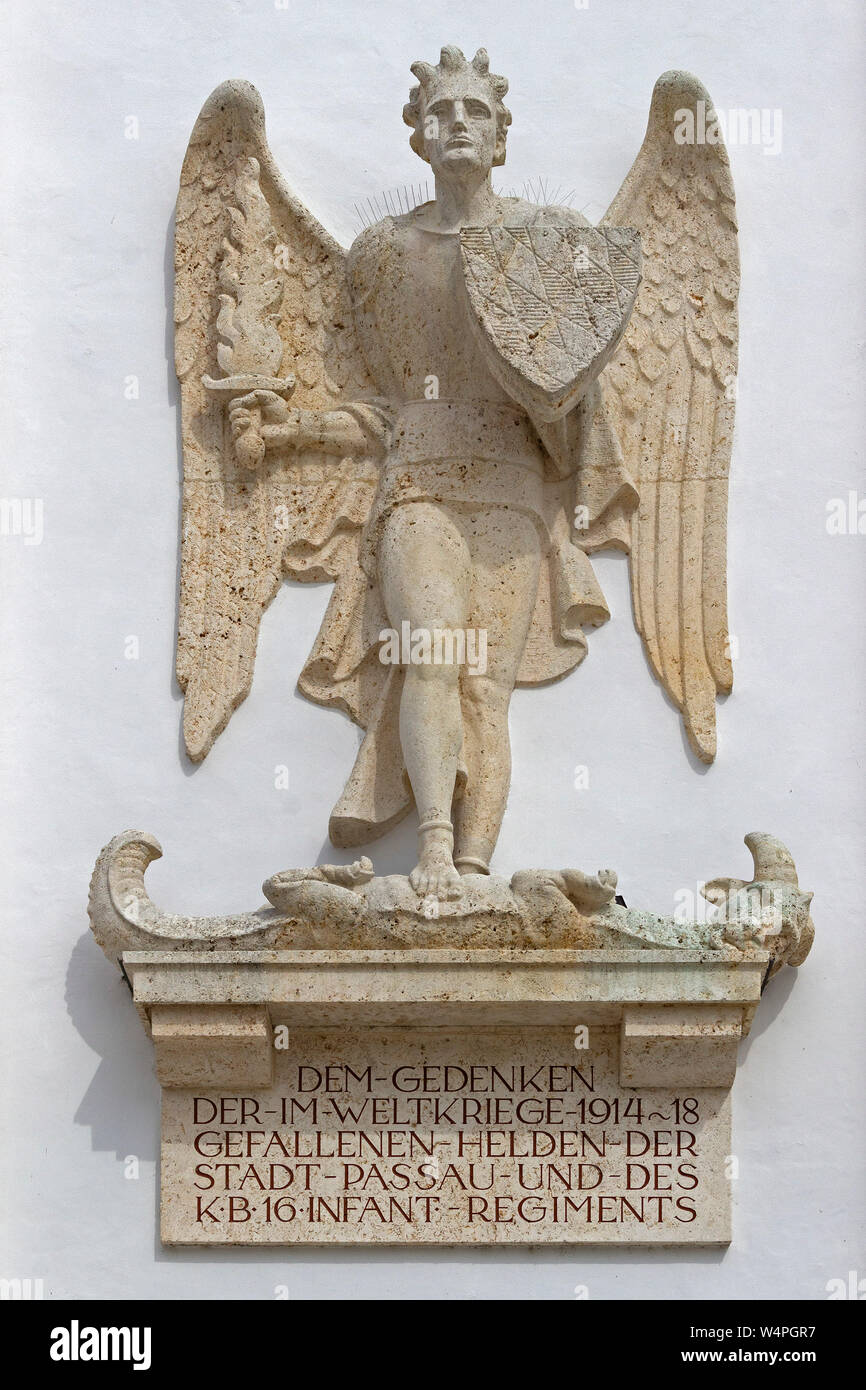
[
  {"left": 460, "top": 224, "right": 641, "bottom": 419},
  {"left": 173, "top": 47, "right": 739, "bottom": 894},
  {"left": 94, "top": 829, "right": 809, "bottom": 1246},
  {"left": 92, "top": 828, "right": 809, "bottom": 1247},
  {"left": 124, "top": 949, "right": 767, "bottom": 1079},
  {"left": 620, "top": 1006, "right": 744, "bottom": 1089},
  {"left": 138, "top": 949, "right": 760, "bottom": 1244},
  {"left": 159, "top": 1025, "right": 733, "bottom": 1246},
  {"left": 150, "top": 1005, "right": 273, "bottom": 1089},
  {"left": 89, "top": 829, "right": 814, "bottom": 981},
  {"left": 87, "top": 45, "right": 808, "bottom": 1250}
]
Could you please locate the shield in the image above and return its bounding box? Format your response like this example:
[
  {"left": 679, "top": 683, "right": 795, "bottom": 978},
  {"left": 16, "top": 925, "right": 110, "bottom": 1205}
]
[{"left": 459, "top": 223, "right": 641, "bottom": 422}]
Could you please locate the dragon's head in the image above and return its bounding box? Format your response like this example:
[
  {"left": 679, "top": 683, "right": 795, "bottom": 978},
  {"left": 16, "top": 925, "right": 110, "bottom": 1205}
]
[{"left": 703, "top": 833, "right": 815, "bottom": 981}]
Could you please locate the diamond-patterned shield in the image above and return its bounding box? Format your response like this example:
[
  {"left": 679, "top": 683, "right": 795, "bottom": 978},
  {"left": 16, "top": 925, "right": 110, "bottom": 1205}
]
[{"left": 459, "top": 223, "right": 641, "bottom": 421}]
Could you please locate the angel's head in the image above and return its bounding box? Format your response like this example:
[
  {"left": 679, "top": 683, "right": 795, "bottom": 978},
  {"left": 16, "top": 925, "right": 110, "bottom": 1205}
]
[{"left": 403, "top": 46, "right": 511, "bottom": 179}]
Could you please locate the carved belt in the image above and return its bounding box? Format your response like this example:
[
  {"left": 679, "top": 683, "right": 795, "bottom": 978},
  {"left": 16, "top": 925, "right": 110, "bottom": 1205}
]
[{"left": 392, "top": 399, "right": 544, "bottom": 471}]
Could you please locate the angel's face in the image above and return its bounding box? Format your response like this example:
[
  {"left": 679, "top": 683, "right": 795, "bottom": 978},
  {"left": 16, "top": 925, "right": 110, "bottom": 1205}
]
[{"left": 421, "top": 82, "right": 497, "bottom": 180}]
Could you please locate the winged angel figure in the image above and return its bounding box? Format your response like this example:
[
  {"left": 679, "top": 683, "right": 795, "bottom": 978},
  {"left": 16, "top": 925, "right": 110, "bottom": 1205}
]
[{"left": 174, "top": 47, "right": 738, "bottom": 900}]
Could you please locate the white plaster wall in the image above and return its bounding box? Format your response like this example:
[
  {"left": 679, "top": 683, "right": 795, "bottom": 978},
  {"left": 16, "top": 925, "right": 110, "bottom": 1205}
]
[{"left": 2, "top": 0, "right": 864, "bottom": 1300}]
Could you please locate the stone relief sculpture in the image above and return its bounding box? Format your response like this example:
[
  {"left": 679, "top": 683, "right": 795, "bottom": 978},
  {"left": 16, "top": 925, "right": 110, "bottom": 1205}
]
[
  {"left": 90, "top": 827, "right": 813, "bottom": 976},
  {"left": 91, "top": 44, "right": 810, "bottom": 973},
  {"left": 172, "top": 47, "right": 738, "bottom": 899},
  {"left": 88, "top": 44, "right": 812, "bottom": 1248}
]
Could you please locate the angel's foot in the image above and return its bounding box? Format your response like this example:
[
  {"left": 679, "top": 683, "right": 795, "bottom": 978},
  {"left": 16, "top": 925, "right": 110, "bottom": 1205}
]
[
  {"left": 410, "top": 823, "right": 463, "bottom": 902},
  {"left": 410, "top": 854, "right": 463, "bottom": 900},
  {"left": 558, "top": 867, "right": 618, "bottom": 912}
]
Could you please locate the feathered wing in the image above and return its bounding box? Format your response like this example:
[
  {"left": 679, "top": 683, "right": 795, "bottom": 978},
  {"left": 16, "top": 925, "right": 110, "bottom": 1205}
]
[
  {"left": 174, "top": 80, "right": 380, "bottom": 760},
  {"left": 599, "top": 71, "right": 739, "bottom": 762}
]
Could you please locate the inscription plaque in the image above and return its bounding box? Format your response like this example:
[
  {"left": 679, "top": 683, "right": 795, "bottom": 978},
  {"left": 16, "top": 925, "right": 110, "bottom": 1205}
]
[{"left": 162, "top": 1027, "right": 730, "bottom": 1245}]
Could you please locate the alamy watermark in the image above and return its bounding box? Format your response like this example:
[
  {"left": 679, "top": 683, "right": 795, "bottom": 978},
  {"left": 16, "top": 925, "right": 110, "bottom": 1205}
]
[
  {"left": 0, "top": 498, "right": 43, "bottom": 546},
  {"left": 674, "top": 100, "right": 783, "bottom": 157},
  {"left": 379, "top": 622, "right": 488, "bottom": 676},
  {"left": 50, "top": 1321, "right": 152, "bottom": 1370}
]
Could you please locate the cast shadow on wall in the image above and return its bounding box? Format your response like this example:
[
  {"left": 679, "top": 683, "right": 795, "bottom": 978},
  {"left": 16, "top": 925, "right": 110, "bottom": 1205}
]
[{"left": 67, "top": 931, "right": 160, "bottom": 1163}]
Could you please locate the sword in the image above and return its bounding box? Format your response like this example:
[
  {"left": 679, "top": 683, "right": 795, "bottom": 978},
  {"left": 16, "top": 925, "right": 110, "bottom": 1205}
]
[{"left": 202, "top": 156, "right": 295, "bottom": 468}]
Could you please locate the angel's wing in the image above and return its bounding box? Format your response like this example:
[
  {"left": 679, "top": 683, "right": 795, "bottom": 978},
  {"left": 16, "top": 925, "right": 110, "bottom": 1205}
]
[
  {"left": 174, "top": 80, "right": 380, "bottom": 761},
  {"left": 599, "top": 71, "right": 739, "bottom": 762}
]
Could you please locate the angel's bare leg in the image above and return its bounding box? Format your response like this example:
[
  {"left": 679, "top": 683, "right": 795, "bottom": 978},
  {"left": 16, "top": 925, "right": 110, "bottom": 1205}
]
[
  {"left": 453, "top": 509, "right": 542, "bottom": 873},
  {"left": 379, "top": 503, "right": 471, "bottom": 899}
]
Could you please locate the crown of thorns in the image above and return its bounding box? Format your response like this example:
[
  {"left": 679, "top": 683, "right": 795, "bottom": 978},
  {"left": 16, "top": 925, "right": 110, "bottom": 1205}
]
[{"left": 402, "top": 46, "right": 511, "bottom": 166}]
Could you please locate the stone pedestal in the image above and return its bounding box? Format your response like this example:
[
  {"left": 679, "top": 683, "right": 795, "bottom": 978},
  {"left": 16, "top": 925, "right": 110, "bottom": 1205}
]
[
  {"left": 121, "top": 948, "right": 767, "bottom": 1246},
  {"left": 90, "top": 830, "right": 813, "bottom": 1246}
]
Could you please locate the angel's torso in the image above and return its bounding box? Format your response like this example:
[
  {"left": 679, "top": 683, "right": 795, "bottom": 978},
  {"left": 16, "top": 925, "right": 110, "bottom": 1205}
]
[
  {"left": 352, "top": 216, "right": 507, "bottom": 404},
  {"left": 349, "top": 198, "right": 589, "bottom": 404},
  {"left": 348, "top": 200, "right": 589, "bottom": 530}
]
